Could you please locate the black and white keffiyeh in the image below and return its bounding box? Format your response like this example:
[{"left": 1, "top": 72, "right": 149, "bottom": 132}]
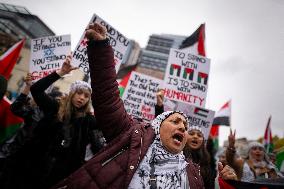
[{"left": 129, "top": 111, "right": 190, "bottom": 189}]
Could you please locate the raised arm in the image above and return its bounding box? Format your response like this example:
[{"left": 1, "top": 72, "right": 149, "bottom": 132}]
[
  {"left": 155, "top": 89, "right": 165, "bottom": 117},
  {"left": 86, "top": 23, "right": 132, "bottom": 142},
  {"left": 30, "top": 55, "right": 76, "bottom": 115},
  {"left": 225, "top": 129, "right": 243, "bottom": 180},
  {"left": 10, "top": 73, "right": 33, "bottom": 118}
]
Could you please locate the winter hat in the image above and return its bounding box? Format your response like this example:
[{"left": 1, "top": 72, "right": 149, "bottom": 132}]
[
  {"left": 248, "top": 141, "right": 264, "bottom": 152},
  {"left": 151, "top": 111, "right": 189, "bottom": 141},
  {"left": 188, "top": 125, "right": 205, "bottom": 137},
  {"left": 69, "top": 80, "right": 92, "bottom": 94}
]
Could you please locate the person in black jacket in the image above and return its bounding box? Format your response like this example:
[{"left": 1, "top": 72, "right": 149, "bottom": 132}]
[
  {"left": 0, "top": 73, "right": 46, "bottom": 189},
  {"left": 29, "top": 56, "right": 105, "bottom": 188}
]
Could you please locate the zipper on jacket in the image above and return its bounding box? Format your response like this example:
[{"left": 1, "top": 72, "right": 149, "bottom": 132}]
[
  {"left": 136, "top": 133, "right": 143, "bottom": 168},
  {"left": 101, "top": 147, "right": 128, "bottom": 167}
]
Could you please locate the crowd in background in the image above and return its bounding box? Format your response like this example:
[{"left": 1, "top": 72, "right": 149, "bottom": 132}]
[{"left": 0, "top": 23, "right": 283, "bottom": 189}]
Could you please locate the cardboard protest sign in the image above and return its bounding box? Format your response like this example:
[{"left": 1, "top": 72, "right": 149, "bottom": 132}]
[
  {"left": 164, "top": 48, "right": 210, "bottom": 107},
  {"left": 73, "top": 14, "right": 130, "bottom": 77},
  {"left": 122, "top": 71, "right": 164, "bottom": 122},
  {"left": 30, "top": 35, "right": 71, "bottom": 81},
  {"left": 164, "top": 99, "right": 215, "bottom": 140}
]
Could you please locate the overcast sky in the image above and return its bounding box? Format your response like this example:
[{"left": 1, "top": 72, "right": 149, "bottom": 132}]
[{"left": 3, "top": 0, "right": 284, "bottom": 145}]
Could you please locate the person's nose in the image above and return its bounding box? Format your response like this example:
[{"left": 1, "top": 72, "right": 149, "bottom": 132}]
[
  {"left": 78, "top": 94, "right": 85, "bottom": 100},
  {"left": 178, "top": 123, "right": 186, "bottom": 133}
]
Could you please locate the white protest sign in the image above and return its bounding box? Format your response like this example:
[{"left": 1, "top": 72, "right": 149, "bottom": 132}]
[
  {"left": 29, "top": 35, "right": 71, "bottom": 81},
  {"left": 164, "top": 99, "right": 215, "bottom": 140},
  {"left": 73, "top": 14, "right": 130, "bottom": 77},
  {"left": 122, "top": 71, "right": 164, "bottom": 122},
  {"left": 164, "top": 48, "right": 210, "bottom": 107}
]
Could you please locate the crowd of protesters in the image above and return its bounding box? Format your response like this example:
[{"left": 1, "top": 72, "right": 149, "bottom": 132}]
[{"left": 0, "top": 23, "right": 283, "bottom": 189}]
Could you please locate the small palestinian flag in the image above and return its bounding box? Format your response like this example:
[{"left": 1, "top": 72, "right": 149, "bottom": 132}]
[
  {"left": 118, "top": 70, "right": 132, "bottom": 97},
  {"left": 0, "top": 96, "right": 24, "bottom": 143},
  {"left": 263, "top": 115, "right": 274, "bottom": 153},
  {"left": 179, "top": 23, "right": 206, "bottom": 56},
  {"left": 0, "top": 39, "right": 25, "bottom": 79},
  {"left": 212, "top": 100, "right": 231, "bottom": 126}
]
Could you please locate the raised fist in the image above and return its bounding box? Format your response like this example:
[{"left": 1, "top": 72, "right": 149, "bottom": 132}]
[{"left": 85, "top": 23, "right": 107, "bottom": 41}]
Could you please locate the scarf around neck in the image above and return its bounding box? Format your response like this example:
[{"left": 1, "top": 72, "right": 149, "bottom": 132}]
[{"left": 128, "top": 111, "right": 189, "bottom": 189}]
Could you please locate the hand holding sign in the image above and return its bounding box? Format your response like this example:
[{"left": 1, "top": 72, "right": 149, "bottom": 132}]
[
  {"left": 85, "top": 23, "right": 107, "bottom": 41},
  {"left": 24, "top": 73, "right": 33, "bottom": 87},
  {"left": 156, "top": 89, "right": 165, "bottom": 107},
  {"left": 56, "top": 55, "right": 78, "bottom": 77}
]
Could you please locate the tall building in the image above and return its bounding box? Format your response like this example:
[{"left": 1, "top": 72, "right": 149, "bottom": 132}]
[
  {"left": 135, "top": 24, "right": 206, "bottom": 80},
  {"left": 0, "top": 3, "right": 83, "bottom": 99},
  {"left": 136, "top": 34, "right": 186, "bottom": 79},
  {"left": 0, "top": 3, "right": 55, "bottom": 48}
]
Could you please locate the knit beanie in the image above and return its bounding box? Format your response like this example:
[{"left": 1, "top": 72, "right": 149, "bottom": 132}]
[
  {"left": 248, "top": 141, "right": 264, "bottom": 152},
  {"left": 151, "top": 111, "right": 189, "bottom": 141},
  {"left": 69, "top": 80, "right": 92, "bottom": 94},
  {"left": 187, "top": 125, "right": 205, "bottom": 137}
]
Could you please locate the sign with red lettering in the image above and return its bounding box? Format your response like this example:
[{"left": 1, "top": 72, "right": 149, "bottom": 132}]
[
  {"left": 29, "top": 35, "right": 71, "bottom": 81},
  {"left": 72, "top": 14, "right": 130, "bottom": 79},
  {"left": 164, "top": 48, "right": 210, "bottom": 107},
  {"left": 122, "top": 71, "right": 164, "bottom": 122}
]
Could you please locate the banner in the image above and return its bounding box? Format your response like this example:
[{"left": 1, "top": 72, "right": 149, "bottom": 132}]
[
  {"left": 122, "top": 71, "right": 164, "bottom": 122},
  {"left": 164, "top": 99, "right": 215, "bottom": 140},
  {"left": 222, "top": 178, "right": 284, "bottom": 189},
  {"left": 73, "top": 14, "right": 130, "bottom": 78},
  {"left": 30, "top": 35, "right": 71, "bottom": 81},
  {"left": 163, "top": 48, "right": 210, "bottom": 107}
]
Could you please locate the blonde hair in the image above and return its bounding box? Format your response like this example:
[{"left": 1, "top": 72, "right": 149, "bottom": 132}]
[{"left": 57, "top": 89, "right": 92, "bottom": 122}]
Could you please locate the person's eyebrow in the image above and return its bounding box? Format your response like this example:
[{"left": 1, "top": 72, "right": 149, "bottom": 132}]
[{"left": 175, "top": 117, "right": 187, "bottom": 128}]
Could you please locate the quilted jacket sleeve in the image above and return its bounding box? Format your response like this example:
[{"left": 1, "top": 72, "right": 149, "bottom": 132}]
[{"left": 87, "top": 39, "right": 132, "bottom": 142}]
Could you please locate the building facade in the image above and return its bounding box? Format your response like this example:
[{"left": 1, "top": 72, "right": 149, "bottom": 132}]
[
  {"left": 136, "top": 34, "right": 186, "bottom": 79},
  {"left": 0, "top": 3, "right": 84, "bottom": 99}
]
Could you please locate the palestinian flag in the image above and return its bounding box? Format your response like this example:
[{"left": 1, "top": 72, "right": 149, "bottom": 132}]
[
  {"left": 0, "top": 39, "right": 25, "bottom": 79},
  {"left": 0, "top": 96, "right": 24, "bottom": 143},
  {"left": 263, "top": 115, "right": 274, "bottom": 153},
  {"left": 212, "top": 100, "right": 231, "bottom": 126},
  {"left": 276, "top": 149, "right": 284, "bottom": 172},
  {"left": 179, "top": 23, "right": 206, "bottom": 56},
  {"left": 118, "top": 70, "right": 132, "bottom": 97},
  {"left": 210, "top": 100, "right": 231, "bottom": 149},
  {"left": 209, "top": 125, "right": 219, "bottom": 150}
]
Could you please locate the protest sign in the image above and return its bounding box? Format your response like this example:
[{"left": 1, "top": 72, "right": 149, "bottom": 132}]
[
  {"left": 122, "top": 71, "right": 164, "bottom": 122},
  {"left": 164, "top": 99, "right": 215, "bottom": 140},
  {"left": 73, "top": 14, "right": 130, "bottom": 78},
  {"left": 164, "top": 48, "right": 210, "bottom": 107},
  {"left": 30, "top": 35, "right": 71, "bottom": 81}
]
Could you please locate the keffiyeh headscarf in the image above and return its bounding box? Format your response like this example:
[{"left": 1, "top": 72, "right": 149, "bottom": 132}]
[
  {"left": 187, "top": 125, "right": 205, "bottom": 137},
  {"left": 129, "top": 111, "right": 190, "bottom": 189}
]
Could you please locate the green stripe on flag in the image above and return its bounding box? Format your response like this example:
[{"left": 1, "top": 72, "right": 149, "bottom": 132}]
[
  {"left": 212, "top": 137, "right": 219, "bottom": 151},
  {"left": 119, "top": 87, "right": 125, "bottom": 97},
  {"left": 0, "top": 122, "right": 22, "bottom": 143},
  {"left": 276, "top": 150, "right": 284, "bottom": 172}
]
